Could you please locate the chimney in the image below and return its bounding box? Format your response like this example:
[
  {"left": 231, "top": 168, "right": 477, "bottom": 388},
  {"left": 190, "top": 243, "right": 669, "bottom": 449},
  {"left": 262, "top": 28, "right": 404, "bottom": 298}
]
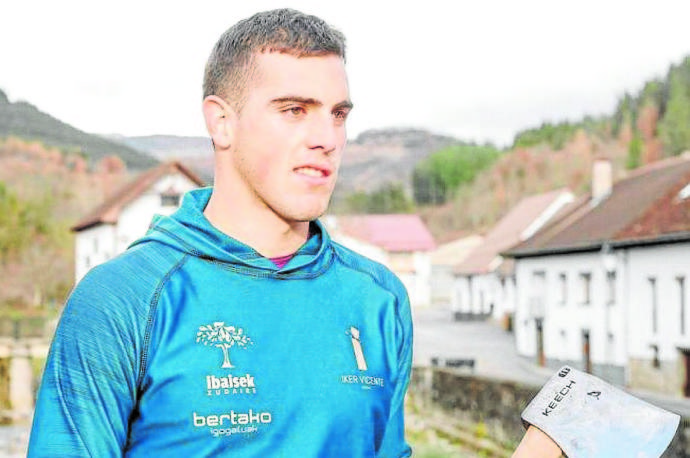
[{"left": 591, "top": 157, "right": 612, "bottom": 205}]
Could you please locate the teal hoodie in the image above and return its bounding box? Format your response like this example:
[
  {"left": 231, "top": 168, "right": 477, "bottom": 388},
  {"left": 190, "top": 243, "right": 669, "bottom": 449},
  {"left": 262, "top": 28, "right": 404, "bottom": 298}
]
[{"left": 28, "top": 188, "right": 413, "bottom": 457}]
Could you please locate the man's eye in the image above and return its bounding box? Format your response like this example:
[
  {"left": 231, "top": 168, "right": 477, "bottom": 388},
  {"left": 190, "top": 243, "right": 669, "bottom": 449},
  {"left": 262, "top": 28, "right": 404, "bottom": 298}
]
[
  {"left": 284, "top": 107, "right": 306, "bottom": 116},
  {"left": 334, "top": 110, "right": 349, "bottom": 120}
]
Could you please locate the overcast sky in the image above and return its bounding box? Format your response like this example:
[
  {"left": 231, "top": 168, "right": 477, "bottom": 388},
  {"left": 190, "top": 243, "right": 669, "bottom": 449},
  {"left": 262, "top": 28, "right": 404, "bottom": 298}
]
[{"left": 2, "top": 0, "right": 689, "bottom": 147}]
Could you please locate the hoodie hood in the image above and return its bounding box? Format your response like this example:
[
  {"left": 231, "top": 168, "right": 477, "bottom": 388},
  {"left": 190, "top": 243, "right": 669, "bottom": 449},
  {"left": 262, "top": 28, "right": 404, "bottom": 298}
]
[{"left": 131, "top": 187, "right": 334, "bottom": 278}]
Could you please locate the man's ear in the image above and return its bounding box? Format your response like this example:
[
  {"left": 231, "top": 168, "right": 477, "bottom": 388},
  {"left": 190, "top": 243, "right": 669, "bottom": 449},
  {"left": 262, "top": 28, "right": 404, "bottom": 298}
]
[{"left": 202, "top": 95, "right": 235, "bottom": 150}]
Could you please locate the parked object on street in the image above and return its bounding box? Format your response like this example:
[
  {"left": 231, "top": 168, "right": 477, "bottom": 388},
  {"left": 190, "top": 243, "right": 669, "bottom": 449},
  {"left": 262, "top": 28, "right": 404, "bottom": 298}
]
[
  {"left": 430, "top": 356, "right": 475, "bottom": 372},
  {"left": 520, "top": 366, "right": 680, "bottom": 457}
]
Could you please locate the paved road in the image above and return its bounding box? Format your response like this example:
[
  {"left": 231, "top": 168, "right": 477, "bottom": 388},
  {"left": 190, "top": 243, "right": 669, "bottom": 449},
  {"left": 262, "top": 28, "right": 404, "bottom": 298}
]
[
  {"left": 413, "top": 305, "right": 690, "bottom": 417},
  {"left": 412, "top": 306, "right": 551, "bottom": 387}
]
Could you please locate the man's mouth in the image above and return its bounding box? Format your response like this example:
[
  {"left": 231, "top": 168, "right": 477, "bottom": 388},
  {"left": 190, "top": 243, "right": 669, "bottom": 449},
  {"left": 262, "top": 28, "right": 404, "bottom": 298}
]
[{"left": 295, "top": 166, "right": 329, "bottom": 178}]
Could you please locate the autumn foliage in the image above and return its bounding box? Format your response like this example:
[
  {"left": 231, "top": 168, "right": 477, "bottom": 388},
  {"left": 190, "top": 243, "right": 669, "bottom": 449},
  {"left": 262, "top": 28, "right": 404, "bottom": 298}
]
[{"left": 0, "top": 137, "right": 130, "bottom": 309}]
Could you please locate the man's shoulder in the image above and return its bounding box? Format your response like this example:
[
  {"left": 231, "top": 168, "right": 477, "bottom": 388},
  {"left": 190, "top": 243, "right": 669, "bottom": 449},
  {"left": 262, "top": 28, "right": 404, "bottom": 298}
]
[
  {"left": 329, "top": 241, "right": 407, "bottom": 296},
  {"left": 74, "top": 241, "right": 187, "bottom": 306}
]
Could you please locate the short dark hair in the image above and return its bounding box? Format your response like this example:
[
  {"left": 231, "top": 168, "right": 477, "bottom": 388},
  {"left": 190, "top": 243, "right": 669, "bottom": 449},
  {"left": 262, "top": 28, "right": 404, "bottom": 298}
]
[{"left": 203, "top": 8, "right": 346, "bottom": 109}]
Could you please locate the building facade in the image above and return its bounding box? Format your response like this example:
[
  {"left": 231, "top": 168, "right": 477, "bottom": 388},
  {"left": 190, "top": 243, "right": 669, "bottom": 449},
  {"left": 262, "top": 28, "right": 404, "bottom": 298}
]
[
  {"left": 508, "top": 155, "right": 690, "bottom": 396},
  {"left": 72, "top": 161, "right": 205, "bottom": 281},
  {"left": 453, "top": 189, "right": 574, "bottom": 321}
]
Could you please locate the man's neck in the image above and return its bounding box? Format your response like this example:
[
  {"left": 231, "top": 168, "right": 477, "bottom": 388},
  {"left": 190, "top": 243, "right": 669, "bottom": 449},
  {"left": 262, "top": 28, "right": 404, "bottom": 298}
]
[{"left": 203, "top": 187, "right": 310, "bottom": 259}]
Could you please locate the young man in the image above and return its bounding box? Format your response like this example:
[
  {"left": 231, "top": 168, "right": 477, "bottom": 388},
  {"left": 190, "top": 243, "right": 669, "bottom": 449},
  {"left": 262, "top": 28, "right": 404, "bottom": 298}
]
[{"left": 28, "top": 9, "right": 412, "bottom": 457}]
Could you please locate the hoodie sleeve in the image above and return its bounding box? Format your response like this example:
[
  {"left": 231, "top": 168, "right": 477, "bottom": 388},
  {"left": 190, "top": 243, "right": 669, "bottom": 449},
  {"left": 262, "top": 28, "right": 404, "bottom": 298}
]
[
  {"left": 28, "top": 261, "right": 150, "bottom": 457},
  {"left": 376, "top": 287, "right": 414, "bottom": 458}
]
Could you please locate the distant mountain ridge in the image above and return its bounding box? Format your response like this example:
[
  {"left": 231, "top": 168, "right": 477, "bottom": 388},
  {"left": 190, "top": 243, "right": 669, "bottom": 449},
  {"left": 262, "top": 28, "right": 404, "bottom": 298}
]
[
  {"left": 117, "top": 128, "right": 465, "bottom": 201},
  {"left": 0, "top": 85, "right": 465, "bottom": 194},
  {"left": 0, "top": 88, "right": 158, "bottom": 170},
  {"left": 109, "top": 134, "right": 214, "bottom": 182}
]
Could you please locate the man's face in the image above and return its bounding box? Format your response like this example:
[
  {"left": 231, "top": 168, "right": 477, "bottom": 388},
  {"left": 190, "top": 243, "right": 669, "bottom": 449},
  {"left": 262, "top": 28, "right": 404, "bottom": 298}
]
[{"left": 228, "top": 52, "right": 351, "bottom": 224}]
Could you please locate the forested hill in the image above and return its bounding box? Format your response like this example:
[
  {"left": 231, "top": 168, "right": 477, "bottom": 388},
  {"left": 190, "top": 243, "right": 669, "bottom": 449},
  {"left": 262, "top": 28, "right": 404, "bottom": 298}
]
[
  {"left": 0, "top": 89, "right": 158, "bottom": 170},
  {"left": 511, "top": 56, "right": 690, "bottom": 164},
  {"left": 421, "top": 55, "right": 690, "bottom": 241}
]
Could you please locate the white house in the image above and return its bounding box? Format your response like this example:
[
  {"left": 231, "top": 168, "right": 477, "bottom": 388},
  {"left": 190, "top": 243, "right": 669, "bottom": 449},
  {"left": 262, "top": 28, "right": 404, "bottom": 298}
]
[
  {"left": 506, "top": 154, "right": 690, "bottom": 396},
  {"left": 452, "top": 189, "right": 574, "bottom": 323},
  {"left": 324, "top": 214, "right": 436, "bottom": 307},
  {"left": 429, "top": 234, "right": 483, "bottom": 307},
  {"left": 72, "top": 161, "right": 205, "bottom": 282}
]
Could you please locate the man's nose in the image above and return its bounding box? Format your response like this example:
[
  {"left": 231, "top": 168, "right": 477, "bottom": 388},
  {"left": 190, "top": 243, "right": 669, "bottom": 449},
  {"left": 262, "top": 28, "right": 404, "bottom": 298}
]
[{"left": 306, "top": 113, "right": 342, "bottom": 154}]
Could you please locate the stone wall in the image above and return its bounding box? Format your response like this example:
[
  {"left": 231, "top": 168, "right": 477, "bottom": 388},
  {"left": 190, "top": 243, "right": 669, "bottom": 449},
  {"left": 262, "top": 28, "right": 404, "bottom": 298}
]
[
  {"left": 629, "top": 358, "right": 682, "bottom": 396},
  {"left": 409, "top": 367, "right": 690, "bottom": 457},
  {"left": 410, "top": 367, "right": 539, "bottom": 446}
]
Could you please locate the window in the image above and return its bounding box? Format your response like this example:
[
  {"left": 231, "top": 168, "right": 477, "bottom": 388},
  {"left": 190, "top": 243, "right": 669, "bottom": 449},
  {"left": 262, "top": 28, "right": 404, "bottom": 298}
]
[
  {"left": 558, "top": 273, "right": 567, "bottom": 305},
  {"left": 161, "top": 193, "right": 181, "bottom": 207},
  {"left": 579, "top": 272, "right": 591, "bottom": 305},
  {"left": 532, "top": 270, "right": 546, "bottom": 286},
  {"left": 529, "top": 271, "right": 546, "bottom": 318},
  {"left": 649, "top": 277, "right": 658, "bottom": 334},
  {"left": 606, "top": 271, "right": 616, "bottom": 305},
  {"left": 679, "top": 276, "right": 686, "bottom": 336}
]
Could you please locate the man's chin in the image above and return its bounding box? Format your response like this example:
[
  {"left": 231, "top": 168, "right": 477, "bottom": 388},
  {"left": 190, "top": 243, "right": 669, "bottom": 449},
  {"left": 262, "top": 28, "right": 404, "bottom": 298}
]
[{"left": 289, "top": 204, "right": 330, "bottom": 223}]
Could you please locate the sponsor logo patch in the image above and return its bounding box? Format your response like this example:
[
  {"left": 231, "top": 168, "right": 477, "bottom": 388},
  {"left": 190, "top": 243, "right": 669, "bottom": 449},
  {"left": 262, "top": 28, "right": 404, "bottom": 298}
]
[
  {"left": 341, "top": 326, "right": 385, "bottom": 390},
  {"left": 196, "top": 322, "right": 253, "bottom": 369},
  {"left": 206, "top": 373, "right": 257, "bottom": 396},
  {"left": 193, "top": 409, "right": 272, "bottom": 438}
]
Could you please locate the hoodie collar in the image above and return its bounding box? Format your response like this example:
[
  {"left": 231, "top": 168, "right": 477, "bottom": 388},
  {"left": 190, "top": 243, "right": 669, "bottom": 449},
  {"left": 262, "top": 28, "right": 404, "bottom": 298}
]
[{"left": 132, "top": 188, "right": 334, "bottom": 279}]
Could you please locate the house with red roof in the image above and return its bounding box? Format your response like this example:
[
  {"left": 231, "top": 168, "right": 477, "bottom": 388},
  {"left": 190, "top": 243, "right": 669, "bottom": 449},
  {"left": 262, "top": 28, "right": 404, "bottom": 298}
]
[
  {"left": 506, "top": 154, "right": 690, "bottom": 396},
  {"left": 324, "top": 214, "right": 436, "bottom": 307},
  {"left": 452, "top": 188, "right": 575, "bottom": 323},
  {"left": 72, "top": 161, "right": 206, "bottom": 282}
]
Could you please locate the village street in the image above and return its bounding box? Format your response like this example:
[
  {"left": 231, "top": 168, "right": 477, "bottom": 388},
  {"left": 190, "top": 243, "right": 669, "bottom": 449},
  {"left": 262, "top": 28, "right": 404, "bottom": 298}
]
[
  {"left": 412, "top": 306, "right": 551, "bottom": 387},
  {"left": 412, "top": 305, "right": 690, "bottom": 419}
]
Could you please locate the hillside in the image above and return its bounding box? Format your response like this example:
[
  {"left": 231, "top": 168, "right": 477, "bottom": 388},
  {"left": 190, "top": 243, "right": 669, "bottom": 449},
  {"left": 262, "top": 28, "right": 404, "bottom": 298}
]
[
  {"left": 422, "top": 131, "right": 628, "bottom": 242},
  {"left": 111, "top": 134, "right": 214, "bottom": 183},
  {"left": 0, "top": 137, "right": 132, "bottom": 308},
  {"left": 118, "top": 128, "right": 464, "bottom": 203},
  {"left": 334, "top": 128, "right": 462, "bottom": 199},
  {"left": 0, "top": 89, "right": 158, "bottom": 170},
  {"left": 422, "top": 55, "right": 690, "bottom": 242}
]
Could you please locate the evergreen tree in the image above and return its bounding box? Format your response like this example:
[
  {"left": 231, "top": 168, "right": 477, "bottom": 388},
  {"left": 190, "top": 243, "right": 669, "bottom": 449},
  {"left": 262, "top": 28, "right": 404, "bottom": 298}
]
[
  {"left": 659, "top": 61, "right": 690, "bottom": 156},
  {"left": 612, "top": 93, "right": 636, "bottom": 138},
  {"left": 412, "top": 144, "right": 501, "bottom": 205},
  {"left": 344, "top": 183, "right": 415, "bottom": 214},
  {"left": 626, "top": 131, "right": 643, "bottom": 170}
]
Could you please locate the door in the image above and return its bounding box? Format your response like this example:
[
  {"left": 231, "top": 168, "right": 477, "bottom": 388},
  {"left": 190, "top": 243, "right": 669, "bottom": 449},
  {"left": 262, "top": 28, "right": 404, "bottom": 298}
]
[
  {"left": 582, "top": 330, "right": 592, "bottom": 373},
  {"left": 536, "top": 319, "right": 545, "bottom": 367},
  {"left": 682, "top": 350, "right": 690, "bottom": 397}
]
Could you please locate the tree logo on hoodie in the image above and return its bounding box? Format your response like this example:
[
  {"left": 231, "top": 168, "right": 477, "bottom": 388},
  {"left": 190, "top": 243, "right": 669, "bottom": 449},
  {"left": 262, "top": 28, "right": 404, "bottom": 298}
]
[{"left": 196, "top": 322, "right": 253, "bottom": 368}]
